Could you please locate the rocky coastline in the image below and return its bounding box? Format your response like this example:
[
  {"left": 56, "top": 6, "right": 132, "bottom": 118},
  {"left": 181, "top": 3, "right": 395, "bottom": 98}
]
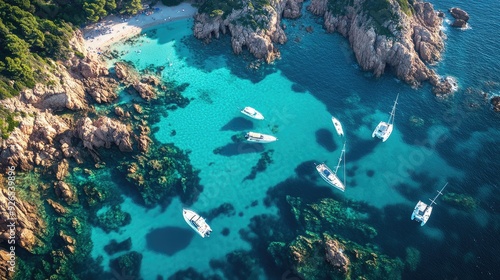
[
  {"left": 194, "top": 0, "right": 454, "bottom": 95},
  {"left": 0, "top": 30, "right": 198, "bottom": 279}
]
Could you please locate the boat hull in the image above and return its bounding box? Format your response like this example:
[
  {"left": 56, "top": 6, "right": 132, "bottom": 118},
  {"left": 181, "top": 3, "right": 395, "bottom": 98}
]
[
  {"left": 372, "top": 121, "right": 393, "bottom": 142},
  {"left": 245, "top": 132, "right": 277, "bottom": 143},
  {"left": 316, "top": 163, "right": 345, "bottom": 192},
  {"left": 411, "top": 201, "right": 432, "bottom": 226},
  {"left": 183, "top": 209, "right": 212, "bottom": 238},
  {"left": 241, "top": 107, "right": 264, "bottom": 120},
  {"left": 331, "top": 117, "right": 344, "bottom": 137}
]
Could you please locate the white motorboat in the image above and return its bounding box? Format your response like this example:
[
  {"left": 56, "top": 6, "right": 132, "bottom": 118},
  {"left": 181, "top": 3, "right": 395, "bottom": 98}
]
[
  {"left": 183, "top": 209, "right": 212, "bottom": 238},
  {"left": 241, "top": 107, "right": 264, "bottom": 120},
  {"left": 411, "top": 183, "right": 448, "bottom": 226},
  {"left": 316, "top": 142, "right": 346, "bottom": 192},
  {"left": 372, "top": 93, "right": 399, "bottom": 142},
  {"left": 331, "top": 116, "right": 344, "bottom": 137},
  {"left": 245, "top": 132, "right": 277, "bottom": 143}
]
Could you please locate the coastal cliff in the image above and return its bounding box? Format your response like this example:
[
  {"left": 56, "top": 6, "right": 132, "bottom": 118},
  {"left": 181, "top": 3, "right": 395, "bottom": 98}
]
[
  {"left": 194, "top": 0, "right": 453, "bottom": 94},
  {"left": 308, "top": 0, "right": 452, "bottom": 94},
  {"left": 194, "top": 0, "right": 304, "bottom": 62}
]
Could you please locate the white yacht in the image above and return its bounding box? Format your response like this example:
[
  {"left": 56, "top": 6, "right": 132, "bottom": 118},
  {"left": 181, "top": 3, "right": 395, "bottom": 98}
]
[
  {"left": 240, "top": 107, "right": 264, "bottom": 120},
  {"left": 245, "top": 132, "right": 277, "bottom": 143},
  {"left": 372, "top": 93, "right": 399, "bottom": 142},
  {"left": 411, "top": 183, "right": 448, "bottom": 226},
  {"left": 316, "top": 142, "right": 346, "bottom": 192},
  {"left": 331, "top": 116, "right": 344, "bottom": 137},
  {"left": 183, "top": 209, "right": 212, "bottom": 238}
]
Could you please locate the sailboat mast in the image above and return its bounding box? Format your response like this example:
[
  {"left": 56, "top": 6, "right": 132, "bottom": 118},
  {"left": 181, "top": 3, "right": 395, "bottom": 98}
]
[
  {"left": 334, "top": 142, "right": 346, "bottom": 174},
  {"left": 343, "top": 142, "right": 346, "bottom": 187},
  {"left": 387, "top": 93, "right": 399, "bottom": 124},
  {"left": 429, "top": 182, "right": 448, "bottom": 206}
]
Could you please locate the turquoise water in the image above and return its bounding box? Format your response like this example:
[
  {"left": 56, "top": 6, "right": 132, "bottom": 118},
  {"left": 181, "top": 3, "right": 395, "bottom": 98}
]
[{"left": 92, "top": 1, "right": 500, "bottom": 279}]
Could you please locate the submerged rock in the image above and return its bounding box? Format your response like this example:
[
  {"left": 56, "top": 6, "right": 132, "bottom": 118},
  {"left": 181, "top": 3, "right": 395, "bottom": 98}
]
[
  {"left": 491, "top": 96, "right": 500, "bottom": 112},
  {"left": 109, "top": 251, "right": 142, "bottom": 279},
  {"left": 104, "top": 238, "right": 132, "bottom": 255}
]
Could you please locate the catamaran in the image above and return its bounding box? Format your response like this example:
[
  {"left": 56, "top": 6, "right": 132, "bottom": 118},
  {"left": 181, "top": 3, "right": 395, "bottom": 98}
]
[
  {"left": 411, "top": 183, "right": 448, "bottom": 226},
  {"left": 183, "top": 209, "right": 212, "bottom": 238},
  {"left": 245, "top": 132, "right": 277, "bottom": 143},
  {"left": 316, "top": 142, "right": 346, "bottom": 192},
  {"left": 372, "top": 93, "right": 399, "bottom": 142},
  {"left": 331, "top": 116, "right": 344, "bottom": 137},
  {"left": 241, "top": 107, "right": 264, "bottom": 120}
]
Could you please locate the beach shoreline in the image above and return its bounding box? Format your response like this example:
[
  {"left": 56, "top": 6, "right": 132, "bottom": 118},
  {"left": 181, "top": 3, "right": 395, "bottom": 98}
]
[{"left": 82, "top": 2, "right": 197, "bottom": 53}]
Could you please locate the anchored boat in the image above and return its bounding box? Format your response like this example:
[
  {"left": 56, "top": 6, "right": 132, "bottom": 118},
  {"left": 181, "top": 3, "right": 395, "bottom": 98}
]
[
  {"left": 411, "top": 183, "right": 448, "bottom": 226},
  {"left": 316, "top": 142, "right": 346, "bottom": 192},
  {"left": 183, "top": 209, "right": 212, "bottom": 238},
  {"left": 245, "top": 132, "right": 277, "bottom": 143},
  {"left": 331, "top": 116, "right": 344, "bottom": 137},
  {"left": 241, "top": 106, "right": 264, "bottom": 120},
  {"left": 372, "top": 93, "right": 399, "bottom": 142}
]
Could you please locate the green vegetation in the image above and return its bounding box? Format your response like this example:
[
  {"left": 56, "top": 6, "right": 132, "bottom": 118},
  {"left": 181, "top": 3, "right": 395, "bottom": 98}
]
[
  {"left": 0, "top": 0, "right": 145, "bottom": 99},
  {"left": 198, "top": 0, "right": 271, "bottom": 30},
  {"left": 198, "top": 0, "right": 244, "bottom": 19},
  {"left": 362, "top": 0, "right": 398, "bottom": 36},
  {"left": 0, "top": 104, "right": 19, "bottom": 139},
  {"left": 396, "top": 0, "right": 413, "bottom": 16}
]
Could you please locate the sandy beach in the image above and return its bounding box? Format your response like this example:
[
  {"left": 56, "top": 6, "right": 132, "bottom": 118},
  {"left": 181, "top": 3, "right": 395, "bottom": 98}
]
[{"left": 82, "top": 2, "right": 197, "bottom": 52}]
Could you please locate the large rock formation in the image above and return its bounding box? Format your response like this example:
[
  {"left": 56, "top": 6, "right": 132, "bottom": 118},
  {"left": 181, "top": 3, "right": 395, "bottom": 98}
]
[
  {"left": 76, "top": 117, "right": 133, "bottom": 152},
  {"left": 0, "top": 187, "right": 46, "bottom": 253},
  {"left": 194, "top": 0, "right": 304, "bottom": 63},
  {"left": 491, "top": 96, "right": 500, "bottom": 112},
  {"left": 449, "top": 7, "right": 469, "bottom": 28},
  {"left": 308, "top": 0, "right": 453, "bottom": 95}
]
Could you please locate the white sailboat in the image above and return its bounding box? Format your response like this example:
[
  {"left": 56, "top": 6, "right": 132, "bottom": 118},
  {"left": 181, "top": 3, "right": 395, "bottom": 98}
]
[
  {"left": 411, "top": 182, "right": 448, "bottom": 226},
  {"left": 331, "top": 116, "right": 344, "bottom": 137},
  {"left": 245, "top": 132, "right": 277, "bottom": 143},
  {"left": 316, "top": 142, "right": 346, "bottom": 192},
  {"left": 183, "top": 209, "right": 212, "bottom": 238},
  {"left": 372, "top": 93, "right": 399, "bottom": 142},
  {"left": 240, "top": 106, "right": 264, "bottom": 120}
]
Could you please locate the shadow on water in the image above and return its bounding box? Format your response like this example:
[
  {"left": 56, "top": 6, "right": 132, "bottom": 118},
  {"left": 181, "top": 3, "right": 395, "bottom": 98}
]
[
  {"left": 146, "top": 226, "right": 194, "bottom": 256},
  {"left": 213, "top": 142, "right": 264, "bottom": 156},
  {"left": 220, "top": 117, "right": 254, "bottom": 131},
  {"left": 178, "top": 34, "right": 278, "bottom": 84},
  {"left": 315, "top": 128, "right": 337, "bottom": 152},
  {"left": 347, "top": 137, "right": 379, "bottom": 162},
  {"left": 294, "top": 160, "right": 317, "bottom": 180}
]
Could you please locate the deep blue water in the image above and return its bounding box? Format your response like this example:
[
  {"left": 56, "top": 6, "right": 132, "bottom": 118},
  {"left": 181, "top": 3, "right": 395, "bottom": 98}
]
[{"left": 91, "top": 1, "right": 500, "bottom": 279}]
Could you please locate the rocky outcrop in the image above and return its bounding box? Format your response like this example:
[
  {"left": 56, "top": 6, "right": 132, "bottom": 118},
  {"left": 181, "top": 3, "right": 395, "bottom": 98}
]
[
  {"left": 0, "top": 187, "right": 46, "bottom": 253},
  {"left": 137, "top": 125, "right": 152, "bottom": 154},
  {"left": 114, "top": 62, "right": 157, "bottom": 100},
  {"left": 308, "top": 0, "right": 453, "bottom": 95},
  {"left": 76, "top": 117, "right": 133, "bottom": 152},
  {"left": 0, "top": 249, "right": 15, "bottom": 279},
  {"left": 54, "top": 181, "right": 77, "bottom": 204},
  {"left": 47, "top": 199, "right": 68, "bottom": 215},
  {"left": 0, "top": 107, "right": 70, "bottom": 171},
  {"left": 449, "top": 7, "right": 469, "bottom": 28},
  {"left": 491, "top": 96, "right": 500, "bottom": 112},
  {"left": 194, "top": 0, "right": 304, "bottom": 63},
  {"left": 325, "top": 237, "right": 349, "bottom": 273}
]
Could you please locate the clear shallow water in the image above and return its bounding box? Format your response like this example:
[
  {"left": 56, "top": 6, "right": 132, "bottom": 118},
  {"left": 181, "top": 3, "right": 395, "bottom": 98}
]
[{"left": 93, "top": 1, "right": 500, "bottom": 279}]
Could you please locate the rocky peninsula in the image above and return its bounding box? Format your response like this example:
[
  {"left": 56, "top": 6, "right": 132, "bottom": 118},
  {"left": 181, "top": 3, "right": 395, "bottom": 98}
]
[
  {"left": 194, "top": 0, "right": 454, "bottom": 94},
  {"left": 0, "top": 29, "right": 198, "bottom": 279}
]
